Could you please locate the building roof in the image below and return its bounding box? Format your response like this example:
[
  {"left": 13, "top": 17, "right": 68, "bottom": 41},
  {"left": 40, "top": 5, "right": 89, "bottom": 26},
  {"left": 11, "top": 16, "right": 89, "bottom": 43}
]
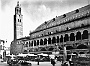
[{"left": 30, "top": 4, "right": 90, "bottom": 34}]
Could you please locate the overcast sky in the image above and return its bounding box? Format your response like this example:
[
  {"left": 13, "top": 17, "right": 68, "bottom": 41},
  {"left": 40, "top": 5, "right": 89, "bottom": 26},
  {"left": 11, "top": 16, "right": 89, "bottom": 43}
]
[{"left": 0, "top": 0, "right": 89, "bottom": 47}]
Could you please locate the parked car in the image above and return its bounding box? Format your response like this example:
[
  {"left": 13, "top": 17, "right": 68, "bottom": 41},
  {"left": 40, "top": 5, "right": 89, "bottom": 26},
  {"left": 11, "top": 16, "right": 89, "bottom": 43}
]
[
  {"left": 17, "top": 60, "right": 32, "bottom": 66},
  {"left": 7, "top": 58, "right": 18, "bottom": 66}
]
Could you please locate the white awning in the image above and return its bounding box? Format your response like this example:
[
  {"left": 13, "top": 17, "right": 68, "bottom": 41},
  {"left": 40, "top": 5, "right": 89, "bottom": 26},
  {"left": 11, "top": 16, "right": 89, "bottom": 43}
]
[{"left": 38, "top": 53, "right": 48, "bottom": 56}]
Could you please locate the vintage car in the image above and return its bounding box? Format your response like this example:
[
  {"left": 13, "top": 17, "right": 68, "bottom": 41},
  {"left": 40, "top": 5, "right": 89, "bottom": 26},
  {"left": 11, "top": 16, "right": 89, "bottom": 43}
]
[
  {"left": 17, "top": 60, "right": 32, "bottom": 66},
  {"left": 7, "top": 59, "right": 18, "bottom": 66}
]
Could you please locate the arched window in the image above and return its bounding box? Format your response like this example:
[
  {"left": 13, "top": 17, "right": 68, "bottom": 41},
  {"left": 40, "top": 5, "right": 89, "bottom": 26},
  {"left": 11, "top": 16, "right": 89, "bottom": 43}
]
[
  {"left": 60, "top": 35, "right": 63, "bottom": 42},
  {"left": 64, "top": 34, "right": 69, "bottom": 42},
  {"left": 40, "top": 39, "right": 43, "bottom": 45},
  {"left": 52, "top": 37, "right": 56, "bottom": 44},
  {"left": 44, "top": 38, "right": 47, "bottom": 45},
  {"left": 48, "top": 38, "right": 51, "bottom": 44},
  {"left": 76, "top": 31, "right": 81, "bottom": 40},
  {"left": 70, "top": 33, "right": 75, "bottom": 41},
  {"left": 82, "top": 30, "right": 88, "bottom": 39}
]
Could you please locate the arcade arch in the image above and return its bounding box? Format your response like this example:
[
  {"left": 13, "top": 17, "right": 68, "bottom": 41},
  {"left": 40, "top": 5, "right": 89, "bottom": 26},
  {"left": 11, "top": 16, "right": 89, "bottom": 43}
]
[
  {"left": 76, "top": 31, "right": 81, "bottom": 40},
  {"left": 82, "top": 30, "right": 88, "bottom": 39},
  {"left": 60, "top": 35, "right": 63, "bottom": 42},
  {"left": 70, "top": 33, "right": 75, "bottom": 41},
  {"left": 66, "top": 46, "right": 74, "bottom": 50},
  {"left": 79, "top": 52, "right": 85, "bottom": 54},
  {"left": 48, "top": 38, "right": 51, "bottom": 44},
  {"left": 77, "top": 44, "right": 88, "bottom": 49},
  {"left": 44, "top": 38, "right": 47, "bottom": 45},
  {"left": 40, "top": 39, "right": 43, "bottom": 45},
  {"left": 57, "top": 36, "right": 59, "bottom": 43},
  {"left": 52, "top": 37, "right": 56, "bottom": 44},
  {"left": 64, "top": 34, "right": 69, "bottom": 42}
]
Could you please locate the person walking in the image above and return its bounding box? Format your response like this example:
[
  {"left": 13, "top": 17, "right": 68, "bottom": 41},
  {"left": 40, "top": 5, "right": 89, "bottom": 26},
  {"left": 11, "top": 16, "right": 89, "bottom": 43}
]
[
  {"left": 51, "top": 58, "right": 56, "bottom": 66},
  {"left": 37, "top": 55, "right": 40, "bottom": 65}
]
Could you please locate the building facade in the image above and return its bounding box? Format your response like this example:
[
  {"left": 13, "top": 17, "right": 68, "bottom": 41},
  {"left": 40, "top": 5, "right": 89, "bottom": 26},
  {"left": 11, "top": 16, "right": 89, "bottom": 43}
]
[
  {"left": 0, "top": 39, "right": 6, "bottom": 60},
  {"left": 23, "top": 4, "right": 90, "bottom": 56}
]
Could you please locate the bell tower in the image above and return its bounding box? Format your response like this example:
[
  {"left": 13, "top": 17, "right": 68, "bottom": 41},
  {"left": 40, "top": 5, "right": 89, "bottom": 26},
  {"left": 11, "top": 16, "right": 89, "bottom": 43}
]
[{"left": 14, "top": 1, "right": 23, "bottom": 40}]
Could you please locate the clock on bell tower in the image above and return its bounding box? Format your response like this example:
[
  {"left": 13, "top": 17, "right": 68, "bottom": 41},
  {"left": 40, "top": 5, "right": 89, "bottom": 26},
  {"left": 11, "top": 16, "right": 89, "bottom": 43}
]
[{"left": 14, "top": 1, "right": 23, "bottom": 40}]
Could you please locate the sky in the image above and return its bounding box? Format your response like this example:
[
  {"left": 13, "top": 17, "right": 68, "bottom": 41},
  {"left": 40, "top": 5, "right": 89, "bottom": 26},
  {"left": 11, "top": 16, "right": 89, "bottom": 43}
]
[{"left": 0, "top": 0, "right": 89, "bottom": 47}]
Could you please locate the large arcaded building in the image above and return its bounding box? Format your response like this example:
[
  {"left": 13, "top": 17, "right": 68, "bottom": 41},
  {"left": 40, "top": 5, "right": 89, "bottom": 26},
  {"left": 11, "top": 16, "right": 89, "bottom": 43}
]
[{"left": 23, "top": 4, "right": 90, "bottom": 55}]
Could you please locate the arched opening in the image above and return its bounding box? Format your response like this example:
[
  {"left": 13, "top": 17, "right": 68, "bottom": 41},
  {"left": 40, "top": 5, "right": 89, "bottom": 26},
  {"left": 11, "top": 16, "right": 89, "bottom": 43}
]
[
  {"left": 82, "top": 30, "right": 88, "bottom": 39},
  {"left": 64, "top": 34, "right": 69, "bottom": 42},
  {"left": 79, "top": 52, "right": 84, "bottom": 54},
  {"left": 48, "top": 47, "right": 54, "bottom": 51},
  {"left": 34, "top": 40, "right": 36, "bottom": 46},
  {"left": 66, "top": 46, "right": 74, "bottom": 50},
  {"left": 70, "top": 33, "right": 75, "bottom": 41},
  {"left": 52, "top": 37, "right": 56, "bottom": 44},
  {"left": 73, "top": 52, "right": 78, "bottom": 55},
  {"left": 37, "top": 40, "right": 39, "bottom": 45},
  {"left": 57, "top": 36, "right": 59, "bottom": 43},
  {"left": 76, "top": 31, "right": 81, "bottom": 40},
  {"left": 40, "top": 48, "right": 47, "bottom": 51},
  {"left": 23, "top": 50, "right": 28, "bottom": 54},
  {"left": 44, "top": 38, "right": 47, "bottom": 45},
  {"left": 60, "top": 35, "right": 63, "bottom": 42},
  {"left": 40, "top": 39, "right": 43, "bottom": 45},
  {"left": 48, "top": 38, "right": 51, "bottom": 44},
  {"left": 77, "top": 44, "right": 88, "bottom": 49}
]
